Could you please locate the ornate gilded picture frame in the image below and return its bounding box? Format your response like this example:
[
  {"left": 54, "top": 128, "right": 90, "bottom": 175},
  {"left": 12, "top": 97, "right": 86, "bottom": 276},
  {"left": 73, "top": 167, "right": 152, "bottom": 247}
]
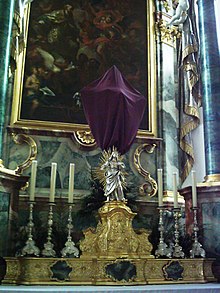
[{"left": 11, "top": 0, "right": 156, "bottom": 138}]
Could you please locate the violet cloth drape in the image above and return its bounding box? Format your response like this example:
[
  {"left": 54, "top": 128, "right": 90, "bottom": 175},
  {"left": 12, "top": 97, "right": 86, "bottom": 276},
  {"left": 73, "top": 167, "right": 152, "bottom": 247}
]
[{"left": 80, "top": 65, "right": 146, "bottom": 154}]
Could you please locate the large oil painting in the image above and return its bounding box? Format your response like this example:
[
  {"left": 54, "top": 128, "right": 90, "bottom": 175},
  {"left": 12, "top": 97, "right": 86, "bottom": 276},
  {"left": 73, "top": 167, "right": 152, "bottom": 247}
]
[{"left": 11, "top": 0, "right": 156, "bottom": 136}]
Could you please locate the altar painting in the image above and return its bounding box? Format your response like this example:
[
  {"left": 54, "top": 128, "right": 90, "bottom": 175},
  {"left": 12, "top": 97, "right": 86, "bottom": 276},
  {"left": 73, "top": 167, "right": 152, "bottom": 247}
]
[{"left": 11, "top": 0, "right": 156, "bottom": 135}]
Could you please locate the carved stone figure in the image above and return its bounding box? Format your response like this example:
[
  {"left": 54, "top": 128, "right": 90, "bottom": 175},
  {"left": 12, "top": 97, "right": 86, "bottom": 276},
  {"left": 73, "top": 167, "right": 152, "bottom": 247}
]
[{"left": 167, "top": 0, "right": 190, "bottom": 27}]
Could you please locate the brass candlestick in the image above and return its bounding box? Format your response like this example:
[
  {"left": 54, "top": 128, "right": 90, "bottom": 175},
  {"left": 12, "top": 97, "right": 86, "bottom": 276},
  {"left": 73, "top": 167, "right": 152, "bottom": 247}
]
[
  {"left": 61, "top": 204, "right": 79, "bottom": 258},
  {"left": 172, "top": 208, "right": 185, "bottom": 258},
  {"left": 190, "top": 207, "right": 206, "bottom": 258},
  {"left": 42, "top": 203, "right": 56, "bottom": 257},
  {"left": 155, "top": 207, "right": 172, "bottom": 258},
  {"left": 21, "top": 201, "right": 40, "bottom": 257}
]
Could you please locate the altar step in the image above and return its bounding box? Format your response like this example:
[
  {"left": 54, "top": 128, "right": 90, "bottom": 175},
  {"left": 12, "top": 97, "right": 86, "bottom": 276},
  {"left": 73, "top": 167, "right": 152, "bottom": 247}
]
[{"left": 1, "top": 283, "right": 220, "bottom": 293}]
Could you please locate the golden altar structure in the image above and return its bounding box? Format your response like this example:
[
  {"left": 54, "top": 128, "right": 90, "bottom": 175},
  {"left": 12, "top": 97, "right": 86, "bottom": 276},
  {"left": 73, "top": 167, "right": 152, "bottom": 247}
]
[{"left": 3, "top": 201, "right": 216, "bottom": 285}]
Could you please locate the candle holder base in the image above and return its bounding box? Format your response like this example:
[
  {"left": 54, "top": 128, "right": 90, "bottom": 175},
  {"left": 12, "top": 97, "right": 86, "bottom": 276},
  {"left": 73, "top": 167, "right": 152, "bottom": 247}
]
[
  {"left": 173, "top": 245, "right": 185, "bottom": 258},
  {"left": 21, "top": 239, "right": 40, "bottom": 257},
  {"left": 190, "top": 241, "right": 206, "bottom": 258},
  {"left": 42, "top": 243, "right": 56, "bottom": 258},
  {"left": 61, "top": 240, "right": 79, "bottom": 258},
  {"left": 155, "top": 242, "right": 172, "bottom": 258}
]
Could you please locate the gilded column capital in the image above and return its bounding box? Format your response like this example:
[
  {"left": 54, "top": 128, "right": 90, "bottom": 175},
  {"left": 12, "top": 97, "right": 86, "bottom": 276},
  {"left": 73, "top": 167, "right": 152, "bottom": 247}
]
[{"left": 156, "top": 17, "right": 181, "bottom": 47}]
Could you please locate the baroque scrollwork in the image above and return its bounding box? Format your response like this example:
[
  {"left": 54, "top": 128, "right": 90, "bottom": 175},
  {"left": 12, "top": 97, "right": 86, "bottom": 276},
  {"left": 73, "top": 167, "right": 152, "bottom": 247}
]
[
  {"left": 156, "top": 18, "right": 182, "bottom": 46},
  {"left": 12, "top": 133, "right": 37, "bottom": 174},
  {"left": 80, "top": 201, "right": 153, "bottom": 258},
  {"left": 133, "top": 143, "right": 157, "bottom": 197}
]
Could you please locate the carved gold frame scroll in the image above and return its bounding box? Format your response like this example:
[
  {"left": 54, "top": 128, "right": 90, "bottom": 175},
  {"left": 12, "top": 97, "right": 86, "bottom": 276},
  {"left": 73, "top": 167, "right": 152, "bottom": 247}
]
[{"left": 10, "top": 0, "right": 156, "bottom": 139}]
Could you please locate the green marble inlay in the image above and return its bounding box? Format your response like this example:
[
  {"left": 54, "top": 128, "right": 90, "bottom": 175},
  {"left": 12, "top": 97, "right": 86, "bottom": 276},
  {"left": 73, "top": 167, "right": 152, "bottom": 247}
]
[
  {"left": 0, "top": 0, "right": 15, "bottom": 157},
  {"left": 0, "top": 191, "right": 10, "bottom": 256}
]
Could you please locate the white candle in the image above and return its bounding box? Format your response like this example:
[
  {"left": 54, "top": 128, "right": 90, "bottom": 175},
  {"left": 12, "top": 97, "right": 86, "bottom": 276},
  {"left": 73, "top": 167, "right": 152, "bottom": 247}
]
[
  {"left": 49, "top": 163, "right": 57, "bottom": 203},
  {"left": 68, "top": 163, "right": 75, "bottom": 204},
  {"left": 191, "top": 170, "right": 197, "bottom": 208},
  {"left": 173, "top": 172, "right": 178, "bottom": 208},
  {"left": 157, "top": 169, "right": 163, "bottom": 207},
  {"left": 29, "top": 160, "right": 37, "bottom": 201}
]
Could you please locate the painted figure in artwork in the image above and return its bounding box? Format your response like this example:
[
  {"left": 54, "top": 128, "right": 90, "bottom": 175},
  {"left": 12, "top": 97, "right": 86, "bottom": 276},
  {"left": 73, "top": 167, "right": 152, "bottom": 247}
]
[
  {"left": 101, "top": 149, "right": 126, "bottom": 202},
  {"left": 21, "top": 0, "right": 149, "bottom": 125},
  {"left": 24, "top": 66, "right": 41, "bottom": 116}
]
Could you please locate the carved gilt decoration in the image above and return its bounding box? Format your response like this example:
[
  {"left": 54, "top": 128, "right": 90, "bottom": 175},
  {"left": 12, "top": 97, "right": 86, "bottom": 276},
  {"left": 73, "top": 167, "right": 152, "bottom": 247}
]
[
  {"left": 133, "top": 143, "right": 157, "bottom": 197},
  {"left": 12, "top": 133, "right": 37, "bottom": 174},
  {"left": 156, "top": 18, "right": 182, "bottom": 46},
  {"left": 80, "top": 201, "right": 153, "bottom": 258},
  {"left": 73, "top": 130, "right": 96, "bottom": 147},
  {"left": 4, "top": 257, "right": 216, "bottom": 285}
]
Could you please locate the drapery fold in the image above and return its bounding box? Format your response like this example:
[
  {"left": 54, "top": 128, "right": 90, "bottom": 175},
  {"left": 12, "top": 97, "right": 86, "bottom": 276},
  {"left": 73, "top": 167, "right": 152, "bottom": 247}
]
[
  {"left": 178, "top": 0, "right": 201, "bottom": 182},
  {"left": 81, "top": 65, "right": 146, "bottom": 154}
]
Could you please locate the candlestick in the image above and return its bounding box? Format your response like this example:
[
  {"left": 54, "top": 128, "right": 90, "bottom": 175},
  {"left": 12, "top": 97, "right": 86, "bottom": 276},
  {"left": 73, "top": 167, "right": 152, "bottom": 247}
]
[
  {"left": 21, "top": 201, "right": 40, "bottom": 257},
  {"left": 61, "top": 204, "right": 79, "bottom": 258},
  {"left": 190, "top": 207, "right": 206, "bottom": 258},
  {"left": 42, "top": 203, "right": 56, "bottom": 257},
  {"left": 29, "top": 160, "right": 37, "bottom": 202},
  {"left": 155, "top": 207, "right": 172, "bottom": 258},
  {"left": 49, "top": 163, "right": 57, "bottom": 203},
  {"left": 172, "top": 208, "right": 185, "bottom": 258},
  {"left": 191, "top": 170, "right": 197, "bottom": 208},
  {"left": 68, "top": 163, "right": 75, "bottom": 204},
  {"left": 173, "top": 172, "right": 178, "bottom": 208},
  {"left": 157, "top": 169, "right": 163, "bottom": 207}
]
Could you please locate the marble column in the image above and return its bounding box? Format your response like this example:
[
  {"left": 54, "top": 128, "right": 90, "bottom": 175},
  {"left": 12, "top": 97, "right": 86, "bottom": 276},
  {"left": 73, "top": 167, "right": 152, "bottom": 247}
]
[
  {"left": 179, "top": 2, "right": 220, "bottom": 280},
  {"left": 0, "top": 0, "right": 15, "bottom": 157},
  {"left": 197, "top": 0, "right": 220, "bottom": 181},
  {"left": 156, "top": 4, "right": 180, "bottom": 193}
]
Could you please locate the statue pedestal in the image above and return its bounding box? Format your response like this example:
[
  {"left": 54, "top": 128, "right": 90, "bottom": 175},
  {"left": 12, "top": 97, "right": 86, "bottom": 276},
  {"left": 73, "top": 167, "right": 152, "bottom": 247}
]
[
  {"left": 80, "top": 201, "right": 153, "bottom": 259},
  {"left": 0, "top": 167, "right": 29, "bottom": 256}
]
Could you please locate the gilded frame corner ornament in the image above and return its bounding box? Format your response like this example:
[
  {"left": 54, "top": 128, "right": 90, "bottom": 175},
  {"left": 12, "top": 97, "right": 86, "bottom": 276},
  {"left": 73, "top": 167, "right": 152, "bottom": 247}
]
[
  {"left": 10, "top": 0, "right": 157, "bottom": 139},
  {"left": 133, "top": 143, "right": 157, "bottom": 197},
  {"left": 73, "top": 130, "right": 96, "bottom": 147},
  {"left": 12, "top": 133, "right": 37, "bottom": 174}
]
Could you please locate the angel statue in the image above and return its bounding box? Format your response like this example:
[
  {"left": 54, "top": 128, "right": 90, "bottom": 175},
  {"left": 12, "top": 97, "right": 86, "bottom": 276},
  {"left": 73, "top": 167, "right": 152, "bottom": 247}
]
[
  {"left": 99, "top": 148, "right": 126, "bottom": 202},
  {"left": 167, "top": 0, "right": 190, "bottom": 27}
]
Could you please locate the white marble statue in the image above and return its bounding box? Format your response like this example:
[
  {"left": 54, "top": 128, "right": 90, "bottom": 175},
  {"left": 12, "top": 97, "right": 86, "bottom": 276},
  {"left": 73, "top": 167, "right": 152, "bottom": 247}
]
[{"left": 167, "top": 0, "right": 190, "bottom": 27}]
